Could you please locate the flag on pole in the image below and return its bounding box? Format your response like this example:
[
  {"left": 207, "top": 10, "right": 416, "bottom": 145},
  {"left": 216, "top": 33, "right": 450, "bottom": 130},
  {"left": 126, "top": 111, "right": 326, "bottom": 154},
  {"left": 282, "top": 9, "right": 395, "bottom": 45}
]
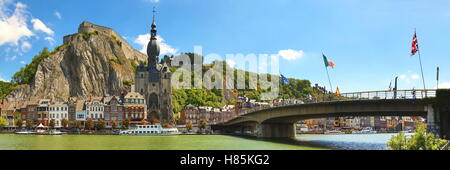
[
  {"left": 281, "top": 74, "right": 290, "bottom": 85},
  {"left": 323, "top": 54, "right": 335, "bottom": 69},
  {"left": 410, "top": 31, "right": 419, "bottom": 56}
]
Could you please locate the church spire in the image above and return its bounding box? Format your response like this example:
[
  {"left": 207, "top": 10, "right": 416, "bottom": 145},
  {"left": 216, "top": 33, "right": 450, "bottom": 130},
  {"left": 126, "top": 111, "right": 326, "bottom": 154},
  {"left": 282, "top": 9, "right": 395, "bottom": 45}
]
[
  {"left": 151, "top": 7, "right": 157, "bottom": 40},
  {"left": 147, "top": 6, "right": 160, "bottom": 69}
]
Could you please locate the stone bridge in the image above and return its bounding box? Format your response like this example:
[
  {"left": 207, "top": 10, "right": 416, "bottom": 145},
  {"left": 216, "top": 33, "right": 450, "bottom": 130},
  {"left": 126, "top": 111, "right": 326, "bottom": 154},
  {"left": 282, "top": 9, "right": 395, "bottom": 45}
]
[{"left": 212, "top": 89, "right": 450, "bottom": 139}]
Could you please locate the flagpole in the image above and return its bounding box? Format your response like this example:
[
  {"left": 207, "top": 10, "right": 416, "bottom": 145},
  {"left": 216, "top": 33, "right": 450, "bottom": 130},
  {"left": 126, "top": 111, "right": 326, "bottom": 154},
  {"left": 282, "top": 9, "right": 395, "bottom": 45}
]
[
  {"left": 416, "top": 29, "right": 427, "bottom": 97},
  {"left": 325, "top": 66, "right": 333, "bottom": 94}
]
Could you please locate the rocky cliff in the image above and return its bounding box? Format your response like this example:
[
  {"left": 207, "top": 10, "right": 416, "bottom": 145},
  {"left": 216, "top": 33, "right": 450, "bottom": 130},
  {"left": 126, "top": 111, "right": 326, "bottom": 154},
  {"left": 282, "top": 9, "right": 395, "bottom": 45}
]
[{"left": 8, "top": 21, "right": 147, "bottom": 101}]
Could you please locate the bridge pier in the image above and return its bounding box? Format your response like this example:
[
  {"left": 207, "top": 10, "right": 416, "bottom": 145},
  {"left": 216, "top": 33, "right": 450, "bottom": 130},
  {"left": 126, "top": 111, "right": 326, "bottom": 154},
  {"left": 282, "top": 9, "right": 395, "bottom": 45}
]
[
  {"left": 257, "top": 123, "right": 296, "bottom": 139},
  {"left": 428, "top": 89, "right": 450, "bottom": 140},
  {"left": 427, "top": 104, "right": 440, "bottom": 135}
]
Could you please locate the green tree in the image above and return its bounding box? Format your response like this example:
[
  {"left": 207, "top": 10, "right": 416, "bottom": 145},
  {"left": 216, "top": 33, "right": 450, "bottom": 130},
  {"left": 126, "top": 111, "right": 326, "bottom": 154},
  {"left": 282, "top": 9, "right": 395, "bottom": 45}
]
[
  {"left": 97, "top": 119, "right": 106, "bottom": 130},
  {"left": 61, "top": 119, "right": 68, "bottom": 129},
  {"left": 0, "top": 81, "right": 16, "bottom": 99},
  {"left": 25, "top": 119, "right": 34, "bottom": 129},
  {"left": 85, "top": 118, "right": 94, "bottom": 130},
  {"left": 387, "top": 132, "right": 408, "bottom": 150},
  {"left": 111, "top": 120, "right": 118, "bottom": 129},
  {"left": 49, "top": 119, "right": 56, "bottom": 129},
  {"left": 387, "top": 121, "right": 448, "bottom": 150},
  {"left": 12, "top": 48, "right": 51, "bottom": 85},
  {"left": 75, "top": 120, "right": 82, "bottom": 130},
  {"left": 186, "top": 122, "right": 193, "bottom": 132},
  {"left": 121, "top": 118, "right": 130, "bottom": 129},
  {"left": 15, "top": 119, "right": 23, "bottom": 129},
  {"left": 199, "top": 119, "right": 207, "bottom": 130},
  {"left": 0, "top": 117, "right": 8, "bottom": 129}
]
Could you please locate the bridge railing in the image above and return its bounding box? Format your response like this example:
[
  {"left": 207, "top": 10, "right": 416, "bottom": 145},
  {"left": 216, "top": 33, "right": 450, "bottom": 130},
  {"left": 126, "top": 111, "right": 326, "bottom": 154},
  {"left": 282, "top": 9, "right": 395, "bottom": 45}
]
[{"left": 339, "top": 89, "right": 436, "bottom": 101}]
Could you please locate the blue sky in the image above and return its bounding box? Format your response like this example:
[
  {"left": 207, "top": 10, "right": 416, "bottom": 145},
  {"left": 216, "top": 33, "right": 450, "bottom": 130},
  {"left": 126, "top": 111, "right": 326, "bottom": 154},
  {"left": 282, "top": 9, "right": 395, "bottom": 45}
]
[{"left": 1, "top": 0, "right": 450, "bottom": 93}]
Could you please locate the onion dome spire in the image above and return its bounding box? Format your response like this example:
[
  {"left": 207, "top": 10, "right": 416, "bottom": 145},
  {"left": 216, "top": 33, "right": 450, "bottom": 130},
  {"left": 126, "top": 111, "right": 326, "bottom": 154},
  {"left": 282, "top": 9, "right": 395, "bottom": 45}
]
[{"left": 147, "top": 7, "right": 160, "bottom": 69}]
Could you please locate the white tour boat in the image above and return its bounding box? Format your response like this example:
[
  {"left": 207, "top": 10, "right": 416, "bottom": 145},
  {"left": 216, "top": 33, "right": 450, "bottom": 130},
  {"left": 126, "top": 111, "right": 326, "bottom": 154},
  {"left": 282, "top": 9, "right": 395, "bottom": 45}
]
[
  {"left": 119, "top": 124, "right": 180, "bottom": 136},
  {"left": 352, "top": 127, "right": 377, "bottom": 134}
]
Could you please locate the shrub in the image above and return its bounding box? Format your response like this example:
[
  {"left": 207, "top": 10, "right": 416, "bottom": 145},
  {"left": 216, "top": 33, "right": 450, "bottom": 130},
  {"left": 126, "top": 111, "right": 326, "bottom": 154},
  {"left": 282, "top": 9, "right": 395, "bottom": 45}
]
[
  {"left": 123, "top": 80, "right": 134, "bottom": 86},
  {"left": 387, "top": 121, "right": 448, "bottom": 150}
]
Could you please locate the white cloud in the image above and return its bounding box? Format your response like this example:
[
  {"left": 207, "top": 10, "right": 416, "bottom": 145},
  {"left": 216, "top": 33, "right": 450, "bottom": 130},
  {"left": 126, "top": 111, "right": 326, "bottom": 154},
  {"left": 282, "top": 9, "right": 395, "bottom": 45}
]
[
  {"left": 399, "top": 74, "right": 407, "bottom": 79},
  {"left": 0, "top": 1, "right": 33, "bottom": 45},
  {"left": 19, "top": 60, "right": 25, "bottom": 64},
  {"left": 5, "top": 55, "right": 16, "bottom": 61},
  {"left": 437, "top": 82, "right": 450, "bottom": 89},
  {"left": 54, "top": 11, "right": 62, "bottom": 20},
  {"left": 398, "top": 73, "right": 422, "bottom": 86},
  {"left": 144, "top": 0, "right": 160, "bottom": 3},
  {"left": 31, "top": 18, "right": 54, "bottom": 36},
  {"left": 275, "top": 49, "right": 305, "bottom": 60},
  {"left": 134, "top": 33, "right": 178, "bottom": 56},
  {"left": 411, "top": 74, "right": 420, "bottom": 80},
  {"left": 21, "top": 41, "right": 31, "bottom": 52},
  {"left": 0, "top": 75, "right": 7, "bottom": 82},
  {"left": 45, "top": 36, "right": 55, "bottom": 45}
]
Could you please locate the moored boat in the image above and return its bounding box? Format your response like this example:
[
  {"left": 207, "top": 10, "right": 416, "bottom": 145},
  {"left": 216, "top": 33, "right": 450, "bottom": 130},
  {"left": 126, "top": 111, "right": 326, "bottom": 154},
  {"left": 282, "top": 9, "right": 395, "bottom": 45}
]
[
  {"left": 15, "top": 131, "right": 36, "bottom": 135},
  {"left": 352, "top": 128, "right": 377, "bottom": 134},
  {"left": 324, "top": 130, "right": 345, "bottom": 134},
  {"left": 120, "top": 124, "right": 180, "bottom": 136}
]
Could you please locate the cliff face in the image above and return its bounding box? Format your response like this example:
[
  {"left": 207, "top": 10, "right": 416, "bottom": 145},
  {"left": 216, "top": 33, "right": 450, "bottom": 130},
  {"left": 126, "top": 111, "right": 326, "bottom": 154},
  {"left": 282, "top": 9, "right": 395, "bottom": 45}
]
[{"left": 8, "top": 22, "right": 147, "bottom": 101}]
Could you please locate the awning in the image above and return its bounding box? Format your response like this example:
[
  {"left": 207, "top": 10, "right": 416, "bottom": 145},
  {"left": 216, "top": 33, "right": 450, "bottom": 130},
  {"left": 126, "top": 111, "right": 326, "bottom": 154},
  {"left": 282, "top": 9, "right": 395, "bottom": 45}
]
[{"left": 37, "top": 123, "right": 45, "bottom": 128}]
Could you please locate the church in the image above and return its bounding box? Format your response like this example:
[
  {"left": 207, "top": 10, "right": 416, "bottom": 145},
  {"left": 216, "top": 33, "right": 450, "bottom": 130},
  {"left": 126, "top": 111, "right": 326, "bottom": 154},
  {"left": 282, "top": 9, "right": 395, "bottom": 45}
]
[{"left": 135, "top": 12, "right": 174, "bottom": 124}]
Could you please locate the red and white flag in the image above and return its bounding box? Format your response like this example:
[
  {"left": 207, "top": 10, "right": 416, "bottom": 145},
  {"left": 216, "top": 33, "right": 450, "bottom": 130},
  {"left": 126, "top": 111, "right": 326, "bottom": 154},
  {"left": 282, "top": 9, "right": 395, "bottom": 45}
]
[{"left": 410, "top": 31, "right": 419, "bottom": 56}]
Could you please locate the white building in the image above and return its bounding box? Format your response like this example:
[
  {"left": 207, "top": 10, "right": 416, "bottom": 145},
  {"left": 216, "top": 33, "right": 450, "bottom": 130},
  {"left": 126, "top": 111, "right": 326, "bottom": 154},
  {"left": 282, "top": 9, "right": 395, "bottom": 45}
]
[
  {"left": 85, "top": 97, "right": 104, "bottom": 120},
  {"left": 49, "top": 102, "right": 69, "bottom": 128}
]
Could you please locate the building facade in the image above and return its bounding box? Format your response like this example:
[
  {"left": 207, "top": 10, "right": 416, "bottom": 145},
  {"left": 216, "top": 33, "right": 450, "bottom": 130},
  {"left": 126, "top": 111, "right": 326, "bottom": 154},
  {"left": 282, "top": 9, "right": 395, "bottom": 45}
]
[
  {"left": 49, "top": 102, "right": 69, "bottom": 128},
  {"left": 75, "top": 100, "right": 86, "bottom": 124},
  {"left": 37, "top": 99, "right": 51, "bottom": 126},
  {"left": 122, "top": 92, "right": 146, "bottom": 122},
  {"left": 85, "top": 97, "right": 104, "bottom": 120},
  {"left": 104, "top": 96, "right": 123, "bottom": 128},
  {"left": 135, "top": 13, "right": 174, "bottom": 124}
]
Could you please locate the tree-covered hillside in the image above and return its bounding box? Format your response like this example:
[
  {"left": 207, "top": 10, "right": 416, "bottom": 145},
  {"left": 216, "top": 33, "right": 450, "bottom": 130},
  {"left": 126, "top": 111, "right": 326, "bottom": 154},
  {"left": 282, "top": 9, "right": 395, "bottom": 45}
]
[
  {"left": 0, "top": 81, "right": 15, "bottom": 99},
  {"left": 169, "top": 53, "right": 316, "bottom": 113}
]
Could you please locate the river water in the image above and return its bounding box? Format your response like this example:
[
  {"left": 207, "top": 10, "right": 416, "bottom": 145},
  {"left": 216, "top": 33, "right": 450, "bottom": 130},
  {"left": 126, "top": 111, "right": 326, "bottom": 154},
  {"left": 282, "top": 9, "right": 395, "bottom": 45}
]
[
  {"left": 0, "top": 133, "right": 407, "bottom": 150},
  {"left": 296, "top": 133, "right": 413, "bottom": 150}
]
